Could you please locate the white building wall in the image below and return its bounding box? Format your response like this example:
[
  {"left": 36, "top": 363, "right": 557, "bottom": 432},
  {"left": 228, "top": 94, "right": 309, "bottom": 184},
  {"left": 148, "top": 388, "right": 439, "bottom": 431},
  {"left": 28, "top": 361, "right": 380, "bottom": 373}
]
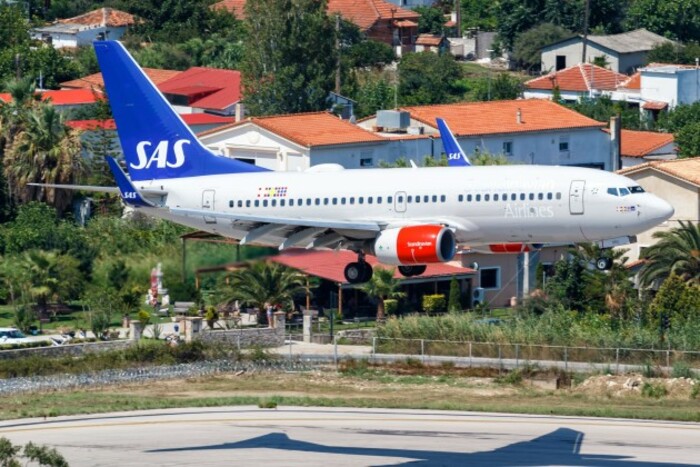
[
  {"left": 678, "top": 69, "right": 700, "bottom": 105},
  {"left": 641, "top": 73, "right": 679, "bottom": 107}
]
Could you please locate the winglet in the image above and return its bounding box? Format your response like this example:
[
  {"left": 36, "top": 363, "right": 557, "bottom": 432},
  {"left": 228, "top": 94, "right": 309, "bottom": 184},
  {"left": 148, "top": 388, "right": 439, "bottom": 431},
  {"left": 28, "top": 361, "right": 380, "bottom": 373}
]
[
  {"left": 437, "top": 118, "right": 471, "bottom": 167},
  {"left": 106, "top": 157, "right": 154, "bottom": 207}
]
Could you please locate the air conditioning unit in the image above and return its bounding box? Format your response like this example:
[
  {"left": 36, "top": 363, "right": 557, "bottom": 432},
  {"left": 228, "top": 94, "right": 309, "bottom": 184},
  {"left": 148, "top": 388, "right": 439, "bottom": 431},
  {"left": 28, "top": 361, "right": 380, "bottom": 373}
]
[{"left": 472, "top": 287, "right": 485, "bottom": 307}]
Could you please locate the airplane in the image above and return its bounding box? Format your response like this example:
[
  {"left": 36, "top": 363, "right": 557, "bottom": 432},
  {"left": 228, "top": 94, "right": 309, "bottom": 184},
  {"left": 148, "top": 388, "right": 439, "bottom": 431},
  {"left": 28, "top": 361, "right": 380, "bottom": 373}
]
[
  {"left": 147, "top": 428, "right": 673, "bottom": 466},
  {"left": 34, "top": 41, "right": 674, "bottom": 284}
]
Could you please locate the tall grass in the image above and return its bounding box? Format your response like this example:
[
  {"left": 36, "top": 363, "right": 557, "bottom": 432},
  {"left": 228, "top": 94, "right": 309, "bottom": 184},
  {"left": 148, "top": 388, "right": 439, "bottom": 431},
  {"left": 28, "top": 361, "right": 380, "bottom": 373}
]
[{"left": 377, "top": 309, "right": 700, "bottom": 351}]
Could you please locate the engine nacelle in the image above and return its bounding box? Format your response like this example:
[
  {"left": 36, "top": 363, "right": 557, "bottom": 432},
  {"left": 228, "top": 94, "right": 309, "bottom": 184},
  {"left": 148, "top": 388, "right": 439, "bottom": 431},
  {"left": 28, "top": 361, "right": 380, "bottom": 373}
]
[
  {"left": 468, "top": 243, "right": 544, "bottom": 254},
  {"left": 372, "top": 225, "right": 456, "bottom": 266}
]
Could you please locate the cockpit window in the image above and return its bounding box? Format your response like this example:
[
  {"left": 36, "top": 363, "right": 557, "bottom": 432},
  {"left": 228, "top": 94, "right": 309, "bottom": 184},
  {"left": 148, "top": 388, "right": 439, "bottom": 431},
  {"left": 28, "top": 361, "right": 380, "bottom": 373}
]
[
  {"left": 607, "top": 187, "right": 619, "bottom": 196},
  {"left": 619, "top": 187, "right": 630, "bottom": 196},
  {"left": 628, "top": 186, "right": 645, "bottom": 194}
]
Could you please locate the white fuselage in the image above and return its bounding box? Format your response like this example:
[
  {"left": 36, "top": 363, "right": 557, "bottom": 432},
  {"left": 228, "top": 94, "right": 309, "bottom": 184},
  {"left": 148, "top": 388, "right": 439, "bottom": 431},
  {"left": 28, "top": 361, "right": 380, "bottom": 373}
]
[{"left": 134, "top": 164, "right": 672, "bottom": 248}]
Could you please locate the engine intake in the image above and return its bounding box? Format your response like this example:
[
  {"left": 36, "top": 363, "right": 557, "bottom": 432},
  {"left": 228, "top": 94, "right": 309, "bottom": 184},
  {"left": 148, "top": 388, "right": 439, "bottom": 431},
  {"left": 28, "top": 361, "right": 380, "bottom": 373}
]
[{"left": 372, "top": 225, "right": 456, "bottom": 266}]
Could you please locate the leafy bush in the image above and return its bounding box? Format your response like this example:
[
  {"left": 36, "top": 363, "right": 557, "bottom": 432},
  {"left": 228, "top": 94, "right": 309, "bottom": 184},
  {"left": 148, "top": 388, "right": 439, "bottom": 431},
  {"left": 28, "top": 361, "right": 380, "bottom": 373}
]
[
  {"left": 672, "top": 361, "right": 695, "bottom": 379},
  {"left": 641, "top": 382, "right": 668, "bottom": 399},
  {"left": 422, "top": 294, "right": 446, "bottom": 314},
  {"left": 137, "top": 309, "right": 152, "bottom": 326},
  {"left": 0, "top": 340, "right": 51, "bottom": 351},
  {"left": 384, "top": 299, "right": 399, "bottom": 315}
]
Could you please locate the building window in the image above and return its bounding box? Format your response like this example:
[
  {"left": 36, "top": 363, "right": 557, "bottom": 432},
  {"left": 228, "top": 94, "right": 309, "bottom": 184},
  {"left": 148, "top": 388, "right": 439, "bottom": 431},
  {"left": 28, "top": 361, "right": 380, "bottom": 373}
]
[
  {"left": 556, "top": 55, "right": 566, "bottom": 70},
  {"left": 503, "top": 141, "right": 513, "bottom": 156},
  {"left": 480, "top": 267, "right": 501, "bottom": 290},
  {"left": 559, "top": 137, "right": 570, "bottom": 152},
  {"left": 360, "top": 158, "right": 373, "bottom": 167}
]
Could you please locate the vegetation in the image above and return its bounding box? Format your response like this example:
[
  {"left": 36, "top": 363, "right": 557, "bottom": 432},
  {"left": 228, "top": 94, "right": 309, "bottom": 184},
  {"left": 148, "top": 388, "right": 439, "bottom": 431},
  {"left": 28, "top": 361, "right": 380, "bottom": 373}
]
[
  {"left": 625, "top": 0, "right": 700, "bottom": 42},
  {"left": 398, "top": 52, "right": 464, "bottom": 106},
  {"left": 640, "top": 221, "right": 700, "bottom": 286},
  {"left": 0, "top": 437, "right": 68, "bottom": 467},
  {"left": 359, "top": 267, "right": 405, "bottom": 321},
  {"left": 512, "top": 23, "right": 573, "bottom": 72}
]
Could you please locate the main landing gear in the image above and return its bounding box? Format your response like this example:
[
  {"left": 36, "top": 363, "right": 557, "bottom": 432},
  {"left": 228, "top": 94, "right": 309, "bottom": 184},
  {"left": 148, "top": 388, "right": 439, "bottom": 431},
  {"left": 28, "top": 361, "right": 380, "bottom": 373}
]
[
  {"left": 344, "top": 252, "right": 373, "bottom": 284},
  {"left": 398, "top": 265, "right": 427, "bottom": 277}
]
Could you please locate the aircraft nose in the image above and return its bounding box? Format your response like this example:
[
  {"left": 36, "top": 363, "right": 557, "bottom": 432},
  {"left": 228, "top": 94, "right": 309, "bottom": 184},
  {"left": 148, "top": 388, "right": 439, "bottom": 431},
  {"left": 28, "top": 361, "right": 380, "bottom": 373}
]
[{"left": 647, "top": 195, "right": 674, "bottom": 222}]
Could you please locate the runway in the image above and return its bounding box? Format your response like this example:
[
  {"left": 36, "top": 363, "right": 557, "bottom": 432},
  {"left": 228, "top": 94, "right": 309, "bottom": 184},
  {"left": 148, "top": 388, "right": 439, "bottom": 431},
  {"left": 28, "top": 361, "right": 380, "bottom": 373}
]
[{"left": 0, "top": 407, "right": 698, "bottom": 466}]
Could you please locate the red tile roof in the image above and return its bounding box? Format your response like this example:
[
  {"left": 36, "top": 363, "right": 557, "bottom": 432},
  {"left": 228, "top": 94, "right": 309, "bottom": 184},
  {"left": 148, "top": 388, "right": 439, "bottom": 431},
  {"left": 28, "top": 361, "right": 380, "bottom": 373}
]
[
  {"left": 618, "top": 158, "right": 700, "bottom": 186},
  {"left": 619, "top": 129, "right": 675, "bottom": 158},
  {"left": 158, "top": 67, "right": 241, "bottom": 111},
  {"left": 67, "top": 113, "right": 234, "bottom": 131},
  {"left": 201, "top": 112, "right": 386, "bottom": 147},
  {"left": 416, "top": 34, "right": 444, "bottom": 46},
  {"left": 403, "top": 99, "right": 605, "bottom": 137},
  {"left": 212, "top": 0, "right": 247, "bottom": 19},
  {"left": 61, "top": 68, "right": 181, "bottom": 90},
  {"left": 526, "top": 63, "right": 627, "bottom": 92},
  {"left": 0, "top": 89, "right": 103, "bottom": 106},
  {"left": 213, "top": 0, "right": 419, "bottom": 31},
  {"left": 270, "top": 249, "right": 475, "bottom": 285},
  {"left": 58, "top": 8, "right": 136, "bottom": 27},
  {"left": 642, "top": 101, "right": 668, "bottom": 110},
  {"left": 618, "top": 71, "right": 641, "bottom": 90},
  {"left": 328, "top": 0, "right": 419, "bottom": 30}
]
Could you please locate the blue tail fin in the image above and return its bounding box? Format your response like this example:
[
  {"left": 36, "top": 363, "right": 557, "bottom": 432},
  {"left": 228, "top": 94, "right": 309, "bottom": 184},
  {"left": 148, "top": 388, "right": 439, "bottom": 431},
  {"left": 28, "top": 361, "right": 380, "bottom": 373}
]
[
  {"left": 94, "top": 41, "right": 268, "bottom": 182},
  {"left": 436, "top": 118, "right": 471, "bottom": 167},
  {"left": 106, "top": 157, "right": 153, "bottom": 207}
]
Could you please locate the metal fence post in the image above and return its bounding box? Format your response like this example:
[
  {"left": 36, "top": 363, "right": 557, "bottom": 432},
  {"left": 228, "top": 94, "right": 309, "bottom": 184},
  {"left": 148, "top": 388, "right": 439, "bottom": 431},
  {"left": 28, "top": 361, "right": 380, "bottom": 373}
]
[
  {"left": 421, "top": 339, "right": 425, "bottom": 361},
  {"left": 469, "top": 341, "right": 473, "bottom": 367},
  {"left": 288, "top": 335, "right": 292, "bottom": 360},
  {"left": 564, "top": 347, "right": 568, "bottom": 372},
  {"left": 515, "top": 344, "right": 519, "bottom": 369},
  {"left": 615, "top": 348, "right": 620, "bottom": 374},
  {"left": 372, "top": 336, "right": 376, "bottom": 355},
  {"left": 333, "top": 334, "right": 338, "bottom": 369},
  {"left": 666, "top": 348, "right": 671, "bottom": 370}
]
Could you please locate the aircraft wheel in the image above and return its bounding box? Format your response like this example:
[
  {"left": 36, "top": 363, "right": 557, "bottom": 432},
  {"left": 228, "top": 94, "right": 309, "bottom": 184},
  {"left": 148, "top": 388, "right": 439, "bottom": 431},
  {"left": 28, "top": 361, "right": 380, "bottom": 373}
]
[
  {"left": 398, "top": 265, "right": 427, "bottom": 277},
  {"left": 344, "top": 262, "right": 363, "bottom": 284},
  {"left": 361, "top": 262, "right": 373, "bottom": 282},
  {"left": 596, "top": 257, "right": 613, "bottom": 270}
]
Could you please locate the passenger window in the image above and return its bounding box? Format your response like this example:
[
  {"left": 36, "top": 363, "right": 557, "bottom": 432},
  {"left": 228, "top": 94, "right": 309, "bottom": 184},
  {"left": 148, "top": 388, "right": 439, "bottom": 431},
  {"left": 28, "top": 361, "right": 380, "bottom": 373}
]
[
  {"left": 358, "top": 197, "right": 364, "bottom": 204},
  {"left": 238, "top": 200, "right": 243, "bottom": 208},
  {"left": 494, "top": 194, "right": 499, "bottom": 201},
  {"left": 485, "top": 194, "right": 490, "bottom": 201},
  {"left": 407, "top": 196, "right": 413, "bottom": 203},
  {"left": 556, "top": 192, "right": 562, "bottom": 200},
  {"left": 398, "top": 196, "right": 404, "bottom": 203},
  {"left": 280, "top": 199, "right": 285, "bottom": 207},
  {"left": 607, "top": 188, "right": 619, "bottom": 196},
  {"left": 511, "top": 194, "right": 516, "bottom": 201},
  {"left": 254, "top": 200, "right": 260, "bottom": 207},
  {"left": 323, "top": 198, "right": 329, "bottom": 205},
  {"left": 476, "top": 194, "right": 481, "bottom": 202},
  {"left": 298, "top": 198, "right": 303, "bottom": 206},
  {"left": 432, "top": 195, "right": 438, "bottom": 202},
  {"left": 378, "top": 196, "right": 383, "bottom": 204},
  {"left": 467, "top": 194, "right": 472, "bottom": 202},
  {"left": 314, "top": 198, "right": 319, "bottom": 205},
  {"left": 350, "top": 197, "right": 355, "bottom": 204},
  {"left": 529, "top": 193, "right": 534, "bottom": 201},
  {"left": 538, "top": 193, "right": 543, "bottom": 200},
  {"left": 387, "top": 196, "right": 393, "bottom": 203},
  {"left": 332, "top": 197, "right": 338, "bottom": 205},
  {"left": 368, "top": 197, "right": 373, "bottom": 204},
  {"left": 289, "top": 199, "right": 294, "bottom": 207},
  {"left": 229, "top": 200, "right": 233, "bottom": 208},
  {"left": 458, "top": 194, "right": 464, "bottom": 202},
  {"left": 306, "top": 198, "right": 312, "bottom": 206},
  {"left": 547, "top": 193, "right": 552, "bottom": 200},
  {"left": 263, "top": 200, "right": 268, "bottom": 207},
  {"left": 271, "top": 199, "right": 276, "bottom": 207},
  {"left": 520, "top": 193, "right": 525, "bottom": 201},
  {"left": 341, "top": 197, "right": 347, "bottom": 205},
  {"left": 246, "top": 200, "right": 251, "bottom": 208},
  {"left": 424, "top": 195, "right": 429, "bottom": 202},
  {"left": 440, "top": 195, "right": 446, "bottom": 202},
  {"left": 415, "top": 196, "right": 421, "bottom": 204}
]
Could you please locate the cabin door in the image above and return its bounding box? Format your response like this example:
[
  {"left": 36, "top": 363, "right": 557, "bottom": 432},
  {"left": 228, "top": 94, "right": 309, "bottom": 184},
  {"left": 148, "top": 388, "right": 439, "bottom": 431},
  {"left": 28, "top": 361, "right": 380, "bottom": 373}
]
[{"left": 569, "top": 180, "right": 585, "bottom": 215}]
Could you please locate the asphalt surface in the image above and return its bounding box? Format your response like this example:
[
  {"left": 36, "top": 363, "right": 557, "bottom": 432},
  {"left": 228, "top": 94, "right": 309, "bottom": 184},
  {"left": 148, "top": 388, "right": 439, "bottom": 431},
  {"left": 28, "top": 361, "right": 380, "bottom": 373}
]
[{"left": 1, "top": 407, "right": 698, "bottom": 466}]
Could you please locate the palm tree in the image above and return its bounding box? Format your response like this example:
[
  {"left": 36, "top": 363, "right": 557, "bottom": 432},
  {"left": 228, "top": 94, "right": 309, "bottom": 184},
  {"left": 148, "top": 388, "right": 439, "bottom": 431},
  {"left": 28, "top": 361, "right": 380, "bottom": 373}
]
[
  {"left": 4, "top": 104, "right": 85, "bottom": 211},
  {"left": 218, "top": 262, "right": 306, "bottom": 322},
  {"left": 359, "top": 266, "right": 405, "bottom": 321},
  {"left": 639, "top": 221, "right": 700, "bottom": 287}
]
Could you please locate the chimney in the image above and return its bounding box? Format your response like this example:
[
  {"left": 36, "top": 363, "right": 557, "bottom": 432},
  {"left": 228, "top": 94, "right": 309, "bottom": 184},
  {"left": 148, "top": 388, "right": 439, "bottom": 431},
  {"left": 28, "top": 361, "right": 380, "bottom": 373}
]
[
  {"left": 516, "top": 108, "right": 522, "bottom": 124},
  {"left": 235, "top": 103, "right": 244, "bottom": 122},
  {"left": 610, "top": 115, "right": 621, "bottom": 171}
]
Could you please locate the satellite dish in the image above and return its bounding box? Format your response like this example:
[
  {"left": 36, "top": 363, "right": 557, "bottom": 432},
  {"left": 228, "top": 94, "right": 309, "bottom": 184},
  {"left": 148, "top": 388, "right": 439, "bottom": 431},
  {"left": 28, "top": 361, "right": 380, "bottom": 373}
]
[{"left": 470, "top": 261, "right": 479, "bottom": 271}]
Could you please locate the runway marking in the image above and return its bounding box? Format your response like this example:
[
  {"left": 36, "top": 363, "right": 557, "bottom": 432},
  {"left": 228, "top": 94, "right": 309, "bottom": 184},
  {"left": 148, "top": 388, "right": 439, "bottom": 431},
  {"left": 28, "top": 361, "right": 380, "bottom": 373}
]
[{"left": 2, "top": 415, "right": 699, "bottom": 435}]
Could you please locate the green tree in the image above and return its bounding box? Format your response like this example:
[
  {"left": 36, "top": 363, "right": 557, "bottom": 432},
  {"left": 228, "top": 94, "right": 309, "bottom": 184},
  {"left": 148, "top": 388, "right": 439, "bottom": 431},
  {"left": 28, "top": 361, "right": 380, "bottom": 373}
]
[
  {"left": 415, "top": 6, "right": 446, "bottom": 34},
  {"left": 398, "top": 52, "right": 463, "bottom": 106},
  {"left": 354, "top": 77, "right": 394, "bottom": 119},
  {"left": 658, "top": 102, "right": 700, "bottom": 133},
  {"left": 675, "top": 121, "right": 700, "bottom": 158},
  {"left": 513, "top": 23, "right": 573, "bottom": 71},
  {"left": 0, "top": 437, "right": 68, "bottom": 467},
  {"left": 218, "top": 262, "right": 306, "bottom": 320},
  {"left": 625, "top": 0, "right": 700, "bottom": 42},
  {"left": 568, "top": 96, "right": 644, "bottom": 130},
  {"left": 3, "top": 104, "right": 85, "bottom": 212},
  {"left": 447, "top": 276, "right": 462, "bottom": 313},
  {"left": 345, "top": 40, "right": 395, "bottom": 69},
  {"left": 242, "top": 0, "right": 336, "bottom": 115},
  {"left": 359, "top": 266, "right": 405, "bottom": 321},
  {"left": 640, "top": 221, "right": 700, "bottom": 286},
  {"left": 648, "top": 273, "right": 700, "bottom": 329},
  {"left": 544, "top": 255, "right": 588, "bottom": 312},
  {"left": 23, "top": 250, "right": 84, "bottom": 318},
  {"left": 647, "top": 41, "right": 700, "bottom": 65},
  {"left": 461, "top": 0, "right": 498, "bottom": 30},
  {"left": 471, "top": 151, "right": 511, "bottom": 165},
  {"left": 470, "top": 73, "right": 523, "bottom": 101}
]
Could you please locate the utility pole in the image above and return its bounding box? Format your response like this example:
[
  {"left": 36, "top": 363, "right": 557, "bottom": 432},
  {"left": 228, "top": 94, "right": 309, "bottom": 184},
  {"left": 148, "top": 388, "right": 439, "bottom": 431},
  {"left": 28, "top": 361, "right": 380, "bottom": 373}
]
[
  {"left": 335, "top": 14, "right": 341, "bottom": 95},
  {"left": 581, "top": 0, "right": 590, "bottom": 63},
  {"left": 454, "top": 0, "right": 461, "bottom": 38}
]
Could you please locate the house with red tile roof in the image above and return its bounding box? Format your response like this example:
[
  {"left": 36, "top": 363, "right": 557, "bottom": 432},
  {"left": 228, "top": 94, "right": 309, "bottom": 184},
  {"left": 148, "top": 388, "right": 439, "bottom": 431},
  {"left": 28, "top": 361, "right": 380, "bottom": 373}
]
[
  {"left": 360, "top": 99, "right": 614, "bottom": 169},
  {"left": 0, "top": 89, "right": 103, "bottom": 112},
  {"left": 617, "top": 158, "right": 700, "bottom": 260},
  {"left": 415, "top": 34, "right": 448, "bottom": 54},
  {"left": 157, "top": 67, "right": 243, "bottom": 116},
  {"left": 612, "top": 130, "right": 676, "bottom": 168},
  {"left": 612, "top": 63, "right": 700, "bottom": 113},
  {"left": 213, "top": 0, "right": 419, "bottom": 52},
  {"left": 524, "top": 64, "right": 627, "bottom": 101},
  {"left": 31, "top": 8, "right": 136, "bottom": 48}
]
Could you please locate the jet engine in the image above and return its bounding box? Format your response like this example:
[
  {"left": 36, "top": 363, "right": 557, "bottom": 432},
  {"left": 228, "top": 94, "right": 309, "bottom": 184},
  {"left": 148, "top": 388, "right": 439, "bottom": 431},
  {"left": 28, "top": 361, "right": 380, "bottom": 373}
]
[
  {"left": 467, "top": 243, "right": 544, "bottom": 254},
  {"left": 372, "top": 225, "right": 456, "bottom": 265}
]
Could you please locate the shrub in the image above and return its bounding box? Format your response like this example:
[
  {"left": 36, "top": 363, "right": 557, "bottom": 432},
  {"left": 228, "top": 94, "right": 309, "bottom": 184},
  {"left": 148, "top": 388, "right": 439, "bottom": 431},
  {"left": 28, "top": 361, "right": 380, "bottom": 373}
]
[
  {"left": 384, "top": 299, "right": 399, "bottom": 315},
  {"left": 672, "top": 361, "right": 694, "bottom": 379},
  {"left": 641, "top": 382, "right": 668, "bottom": 399},
  {"left": 422, "top": 294, "right": 446, "bottom": 314},
  {"left": 137, "top": 309, "right": 152, "bottom": 325}
]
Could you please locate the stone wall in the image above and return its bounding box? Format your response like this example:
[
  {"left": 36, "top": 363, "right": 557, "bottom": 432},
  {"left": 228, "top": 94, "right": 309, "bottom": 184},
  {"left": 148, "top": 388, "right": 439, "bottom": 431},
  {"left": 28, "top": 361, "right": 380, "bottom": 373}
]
[
  {"left": 0, "top": 340, "right": 133, "bottom": 360},
  {"left": 197, "top": 326, "right": 284, "bottom": 348}
]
